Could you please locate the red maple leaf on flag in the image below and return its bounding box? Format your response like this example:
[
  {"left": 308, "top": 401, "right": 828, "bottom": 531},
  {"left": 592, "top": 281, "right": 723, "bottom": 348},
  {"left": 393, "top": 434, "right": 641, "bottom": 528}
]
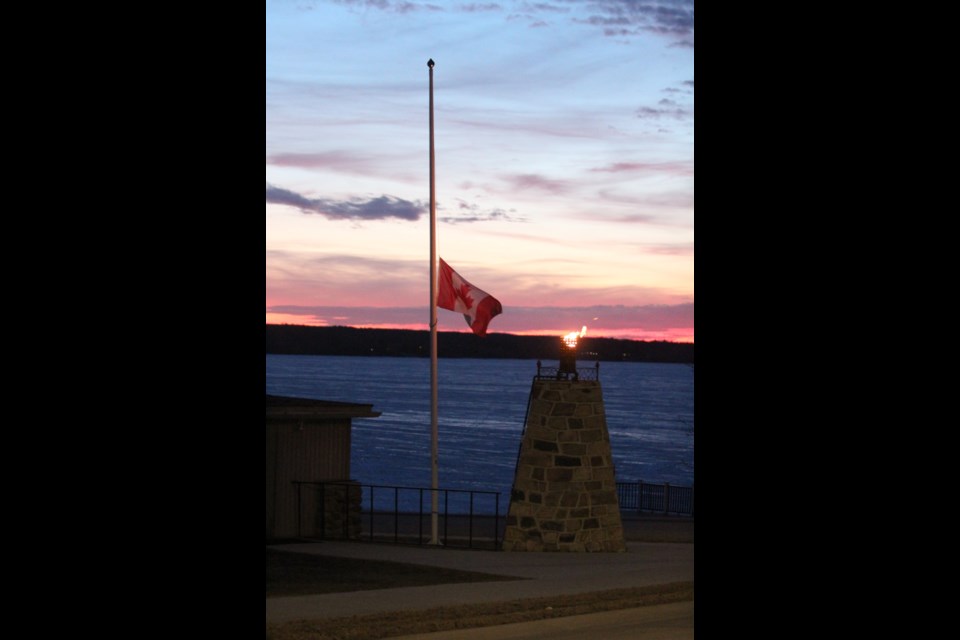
[
  {"left": 455, "top": 283, "right": 474, "bottom": 309},
  {"left": 437, "top": 258, "right": 502, "bottom": 336}
]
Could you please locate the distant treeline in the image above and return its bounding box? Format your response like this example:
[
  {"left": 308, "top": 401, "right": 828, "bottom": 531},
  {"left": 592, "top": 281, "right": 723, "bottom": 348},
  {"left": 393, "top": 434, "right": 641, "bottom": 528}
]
[{"left": 266, "top": 324, "right": 694, "bottom": 364}]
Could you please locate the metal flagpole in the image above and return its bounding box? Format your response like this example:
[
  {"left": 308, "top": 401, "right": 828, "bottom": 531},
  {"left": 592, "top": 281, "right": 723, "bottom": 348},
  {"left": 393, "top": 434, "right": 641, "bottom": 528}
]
[{"left": 427, "top": 58, "right": 440, "bottom": 545}]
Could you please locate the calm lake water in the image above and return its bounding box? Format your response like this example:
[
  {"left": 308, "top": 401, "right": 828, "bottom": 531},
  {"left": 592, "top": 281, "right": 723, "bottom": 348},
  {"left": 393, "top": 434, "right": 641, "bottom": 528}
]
[{"left": 266, "top": 355, "right": 694, "bottom": 503}]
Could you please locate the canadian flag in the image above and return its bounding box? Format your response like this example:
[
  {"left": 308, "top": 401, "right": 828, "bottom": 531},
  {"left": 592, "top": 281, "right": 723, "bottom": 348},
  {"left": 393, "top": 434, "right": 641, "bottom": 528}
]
[{"left": 437, "top": 258, "right": 503, "bottom": 337}]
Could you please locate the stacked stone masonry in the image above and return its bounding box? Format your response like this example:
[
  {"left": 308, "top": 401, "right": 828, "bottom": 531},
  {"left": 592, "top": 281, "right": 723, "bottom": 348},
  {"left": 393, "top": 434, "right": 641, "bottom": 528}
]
[
  {"left": 502, "top": 379, "right": 626, "bottom": 552},
  {"left": 321, "top": 482, "right": 362, "bottom": 540}
]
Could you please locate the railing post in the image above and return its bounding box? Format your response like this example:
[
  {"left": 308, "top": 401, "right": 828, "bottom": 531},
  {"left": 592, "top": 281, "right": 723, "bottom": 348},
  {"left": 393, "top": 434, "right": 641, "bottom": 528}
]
[
  {"left": 419, "top": 488, "right": 424, "bottom": 544},
  {"left": 394, "top": 487, "right": 400, "bottom": 544},
  {"left": 494, "top": 493, "right": 500, "bottom": 547},
  {"left": 320, "top": 482, "right": 327, "bottom": 540},
  {"left": 468, "top": 491, "right": 475, "bottom": 549},
  {"left": 638, "top": 480, "right": 643, "bottom": 513},
  {"left": 663, "top": 482, "right": 670, "bottom": 515},
  {"left": 443, "top": 491, "right": 449, "bottom": 546},
  {"left": 368, "top": 485, "right": 374, "bottom": 541},
  {"left": 343, "top": 483, "right": 349, "bottom": 538},
  {"left": 296, "top": 481, "right": 302, "bottom": 538}
]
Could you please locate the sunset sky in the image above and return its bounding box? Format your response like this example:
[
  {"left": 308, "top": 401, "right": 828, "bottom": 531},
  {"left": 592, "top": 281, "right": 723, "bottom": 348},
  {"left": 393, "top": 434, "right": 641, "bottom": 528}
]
[{"left": 266, "top": 0, "right": 694, "bottom": 342}]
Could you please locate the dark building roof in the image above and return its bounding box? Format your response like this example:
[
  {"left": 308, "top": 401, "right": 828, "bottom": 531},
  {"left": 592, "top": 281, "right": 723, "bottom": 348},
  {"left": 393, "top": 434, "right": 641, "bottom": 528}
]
[{"left": 266, "top": 394, "right": 381, "bottom": 420}]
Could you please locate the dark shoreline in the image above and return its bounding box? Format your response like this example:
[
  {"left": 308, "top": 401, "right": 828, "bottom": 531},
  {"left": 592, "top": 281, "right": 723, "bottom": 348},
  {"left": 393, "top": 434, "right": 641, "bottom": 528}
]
[{"left": 266, "top": 324, "right": 694, "bottom": 364}]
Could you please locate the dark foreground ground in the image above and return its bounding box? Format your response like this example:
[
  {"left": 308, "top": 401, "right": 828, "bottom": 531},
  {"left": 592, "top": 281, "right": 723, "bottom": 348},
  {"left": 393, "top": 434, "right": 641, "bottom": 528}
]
[
  {"left": 267, "top": 550, "right": 527, "bottom": 598},
  {"left": 266, "top": 513, "right": 693, "bottom": 639}
]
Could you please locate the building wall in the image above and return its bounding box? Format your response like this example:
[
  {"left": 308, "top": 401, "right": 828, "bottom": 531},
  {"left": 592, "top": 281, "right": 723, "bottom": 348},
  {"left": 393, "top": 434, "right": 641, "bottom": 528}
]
[{"left": 266, "top": 417, "right": 352, "bottom": 538}]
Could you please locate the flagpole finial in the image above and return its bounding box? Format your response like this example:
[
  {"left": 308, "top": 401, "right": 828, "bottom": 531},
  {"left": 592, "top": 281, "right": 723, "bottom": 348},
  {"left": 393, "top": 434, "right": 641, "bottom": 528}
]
[{"left": 427, "top": 58, "right": 435, "bottom": 68}]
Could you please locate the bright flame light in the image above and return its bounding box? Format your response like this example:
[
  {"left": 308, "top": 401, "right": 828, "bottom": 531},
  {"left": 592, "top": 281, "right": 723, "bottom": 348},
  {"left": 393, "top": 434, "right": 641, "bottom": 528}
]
[{"left": 562, "top": 325, "right": 587, "bottom": 349}]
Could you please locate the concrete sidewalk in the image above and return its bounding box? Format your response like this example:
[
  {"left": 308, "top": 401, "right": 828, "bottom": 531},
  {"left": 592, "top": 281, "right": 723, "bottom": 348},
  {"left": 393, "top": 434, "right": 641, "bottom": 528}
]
[
  {"left": 266, "top": 538, "right": 694, "bottom": 625},
  {"left": 388, "top": 601, "right": 694, "bottom": 640}
]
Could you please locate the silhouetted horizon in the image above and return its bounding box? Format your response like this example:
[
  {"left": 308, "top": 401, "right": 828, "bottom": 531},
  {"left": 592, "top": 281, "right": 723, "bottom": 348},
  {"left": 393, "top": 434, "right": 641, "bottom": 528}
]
[{"left": 266, "top": 324, "right": 694, "bottom": 364}]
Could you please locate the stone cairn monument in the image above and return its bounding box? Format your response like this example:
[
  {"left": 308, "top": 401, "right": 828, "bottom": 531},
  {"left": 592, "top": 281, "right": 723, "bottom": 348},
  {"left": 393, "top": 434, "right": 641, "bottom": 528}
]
[{"left": 502, "top": 329, "right": 626, "bottom": 552}]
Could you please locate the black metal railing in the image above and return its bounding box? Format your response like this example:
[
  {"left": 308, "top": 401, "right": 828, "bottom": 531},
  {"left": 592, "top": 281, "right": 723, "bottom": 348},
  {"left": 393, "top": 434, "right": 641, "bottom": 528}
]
[
  {"left": 534, "top": 365, "right": 600, "bottom": 381},
  {"left": 293, "top": 481, "right": 503, "bottom": 550},
  {"left": 290, "top": 480, "right": 690, "bottom": 548},
  {"left": 616, "top": 481, "right": 694, "bottom": 516}
]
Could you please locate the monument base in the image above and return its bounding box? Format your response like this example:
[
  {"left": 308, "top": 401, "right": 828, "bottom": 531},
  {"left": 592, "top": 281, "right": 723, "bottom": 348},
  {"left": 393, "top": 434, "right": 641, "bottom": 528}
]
[{"left": 502, "top": 379, "right": 626, "bottom": 552}]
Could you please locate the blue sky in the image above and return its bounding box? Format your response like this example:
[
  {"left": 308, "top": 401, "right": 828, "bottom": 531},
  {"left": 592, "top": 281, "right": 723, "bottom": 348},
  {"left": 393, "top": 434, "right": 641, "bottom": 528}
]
[{"left": 266, "top": 0, "right": 694, "bottom": 341}]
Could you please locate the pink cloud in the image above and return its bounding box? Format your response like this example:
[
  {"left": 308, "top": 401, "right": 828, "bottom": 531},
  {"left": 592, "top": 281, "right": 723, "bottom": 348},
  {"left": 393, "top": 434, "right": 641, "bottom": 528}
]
[
  {"left": 266, "top": 151, "right": 397, "bottom": 177},
  {"left": 590, "top": 161, "right": 694, "bottom": 176},
  {"left": 500, "top": 173, "right": 570, "bottom": 194}
]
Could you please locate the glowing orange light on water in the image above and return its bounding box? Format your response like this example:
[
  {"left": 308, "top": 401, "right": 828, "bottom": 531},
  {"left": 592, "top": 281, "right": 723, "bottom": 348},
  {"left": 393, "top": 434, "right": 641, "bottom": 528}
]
[{"left": 562, "top": 325, "right": 587, "bottom": 348}]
